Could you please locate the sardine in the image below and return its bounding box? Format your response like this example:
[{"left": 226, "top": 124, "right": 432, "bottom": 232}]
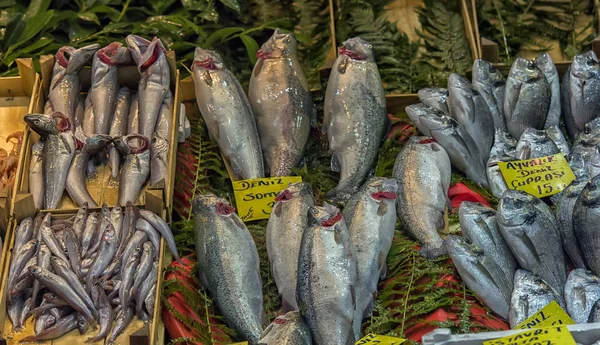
[
  {"left": 193, "top": 194, "right": 266, "bottom": 344},
  {"left": 405, "top": 103, "right": 445, "bottom": 137},
  {"left": 472, "top": 59, "right": 507, "bottom": 133},
  {"left": 418, "top": 87, "right": 449, "bottom": 115},
  {"left": 62, "top": 228, "right": 82, "bottom": 281},
  {"left": 266, "top": 182, "right": 315, "bottom": 311},
  {"left": 504, "top": 58, "right": 551, "bottom": 139},
  {"left": 258, "top": 311, "right": 313, "bottom": 345},
  {"left": 515, "top": 128, "right": 560, "bottom": 159},
  {"left": 564, "top": 269, "right": 600, "bottom": 323},
  {"left": 109, "top": 87, "right": 132, "bottom": 180},
  {"left": 573, "top": 175, "right": 600, "bottom": 277},
  {"left": 73, "top": 203, "right": 88, "bottom": 240},
  {"left": 139, "top": 209, "right": 181, "bottom": 263},
  {"left": 510, "top": 269, "right": 564, "bottom": 328},
  {"left": 41, "top": 224, "right": 69, "bottom": 264},
  {"left": 119, "top": 244, "right": 142, "bottom": 309},
  {"left": 115, "top": 134, "right": 150, "bottom": 205},
  {"left": 31, "top": 243, "right": 52, "bottom": 305},
  {"left": 29, "top": 141, "right": 44, "bottom": 210},
  {"left": 393, "top": 136, "right": 451, "bottom": 258},
  {"left": 565, "top": 51, "right": 600, "bottom": 138},
  {"left": 554, "top": 178, "right": 587, "bottom": 268}
]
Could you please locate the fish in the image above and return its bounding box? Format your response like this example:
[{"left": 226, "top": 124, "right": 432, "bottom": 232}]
[
  {"left": 13, "top": 217, "right": 33, "bottom": 253},
  {"left": 533, "top": 53, "right": 561, "bottom": 128},
  {"left": 135, "top": 261, "right": 157, "bottom": 317},
  {"left": 150, "top": 133, "right": 169, "bottom": 186},
  {"left": 569, "top": 152, "right": 590, "bottom": 180},
  {"left": 405, "top": 103, "right": 445, "bottom": 137},
  {"left": 119, "top": 241, "right": 142, "bottom": 308},
  {"left": 564, "top": 269, "right": 600, "bottom": 323},
  {"left": 107, "top": 306, "right": 134, "bottom": 345},
  {"left": 108, "top": 87, "right": 132, "bottom": 180},
  {"left": 458, "top": 201, "right": 517, "bottom": 284},
  {"left": 115, "top": 134, "right": 150, "bottom": 205},
  {"left": 7, "top": 239, "right": 38, "bottom": 289},
  {"left": 515, "top": 128, "right": 560, "bottom": 159},
  {"left": 504, "top": 57, "right": 551, "bottom": 139},
  {"left": 418, "top": 87, "right": 449, "bottom": 115},
  {"left": 573, "top": 175, "right": 600, "bottom": 277},
  {"left": 138, "top": 209, "right": 181, "bottom": 262},
  {"left": 131, "top": 241, "right": 154, "bottom": 295},
  {"left": 446, "top": 235, "right": 512, "bottom": 319},
  {"left": 193, "top": 48, "right": 264, "bottom": 180},
  {"left": 554, "top": 178, "right": 587, "bottom": 268},
  {"left": 73, "top": 203, "right": 88, "bottom": 240},
  {"left": 486, "top": 152, "right": 512, "bottom": 198},
  {"left": 144, "top": 284, "right": 156, "bottom": 320},
  {"left": 90, "top": 42, "right": 131, "bottom": 135},
  {"left": 193, "top": 194, "right": 266, "bottom": 344},
  {"left": 86, "top": 285, "right": 113, "bottom": 343},
  {"left": 117, "top": 202, "right": 136, "bottom": 257},
  {"left": 265, "top": 182, "right": 315, "bottom": 311},
  {"left": 509, "top": 269, "right": 564, "bottom": 328},
  {"left": 447, "top": 73, "right": 495, "bottom": 162},
  {"left": 127, "top": 93, "right": 139, "bottom": 134},
  {"left": 63, "top": 229, "right": 83, "bottom": 281},
  {"left": 323, "top": 37, "right": 386, "bottom": 201},
  {"left": 31, "top": 243, "right": 52, "bottom": 305},
  {"left": 126, "top": 35, "right": 170, "bottom": 138},
  {"left": 40, "top": 224, "right": 70, "bottom": 266},
  {"left": 344, "top": 177, "right": 397, "bottom": 338},
  {"left": 565, "top": 51, "right": 600, "bottom": 138},
  {"left": 66, "top": 133, "right": 112, "bottom": 207},
  {"left": 48, "top": 46, "right": 88, "bottom": 119},
  {"left": 258, "top": 311, "right": 313, "bottom": 345},
  {"left": 45, "top": 113, "right": 76, "bottom": 209},
  {"left": 20, "top": 313, "right": 78, "bottom": 342},
  {"left": 121, "top": 231, "right": 148, "bottom": 268},
  {"left": 74, "top": 94, "right": 85, "bottom": 128},
  {"left": 86, "top": 224, "right": 117, "bottom": 295},
  {"left": 29, "top": 141, "right": 44, "bottom": 210},
  {"left": 545, "top": 125, "right": 570, "bottom": 157},
  {"left": 497, "top": 190, "right": 567, "bottom": 295},
  {"left": 490, "top": 129, "right": 517, "bottom": 158},
  {"left": 155, "top": 89, "right": 173, "bottom": 139},
  {"left": 66, "top": 44, "right": 101, "bottom": 74},
  {"left": 393, "top": 136, "right": 451, "bottom": 258},
  {"left": 51, "top": 257, "right": 96, "bottom": 317},
  {"left": 8, "top": 295, "right": 24, "bottom": 332},
  {"left": 297, "top": 203, "right": 357, "bottom": 345},
  {"left": 249, "top": 29, "right": 315, "bottom": 178},
  {"left": 419, "top": 114, "right": 488, "bottom": 187},
  {"left": 81, "top": 212, "right": 100, "bottom": 256},
  {"left": 472, "top": 59, "right": 507, "bottom": 133}
]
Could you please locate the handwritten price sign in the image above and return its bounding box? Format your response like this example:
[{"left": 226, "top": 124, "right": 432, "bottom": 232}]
[
  {"left": 355, "top": 333, "right": 405, "bottom": 345},
  {"left": 232, "top": 176, "right": 303, "bottom": 222},
  {"left": 498, "top": 154, "right": 575, "bottom": 198},
  {"left": 483, "top": 326, "right": 576, "bottom": 345},
  {"left": 514, "top": 300, "right": 574, "bottom": 330}
]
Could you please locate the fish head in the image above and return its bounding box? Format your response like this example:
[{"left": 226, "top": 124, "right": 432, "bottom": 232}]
[
  {"left": 193, "top": 48, "right": 224, "bottom": 71},
  {"left": 308, "top": 202, "right": 342, "bottom": 226},
  {"left": 275, "top": 182, "right": 313, "bottom": 203},
  {"left": 143, "top": 241, "right": 153, "bottom": 254},
  {"left": 448, "top": 73, "right": 476, "bottom": 95},
  {"left": 55, "top": 46, "right": 76, "bottom": 68},
  {"left": 510, "top": 57, "right": 542, "bottom": 83},
  {"left": 364, "top": 177, "right": 398, "bottom": 202},
  {"left": 419, "top": 113, "right": 457, "bottom": 135},
  {"left": 518, "top": 128, "right": 550, "bottom": 145},
  {"left": 444, "top": 235, "right": 483, "bottom": 261},
  {"left": 572, "top": 51, "right": 600, "bottom": 79},
  {"left": 498, "top": 190, "right": 537, "bottom": 226},
  {"left": 27, "top": 265, "right": 46, "bottom": 278},
  {"left": 192, "top": 194, "right": 236, "bottom": 217},
  {"left": 259, "top": 311, "right": 301, "bottom": 340},
  {"left": 66, "top": 44, "right": 100, "bottom": 74},
  {"left": 97, "top": 42, "right": 132, "bottom": 65},
  {"left": 338, "top": 37, "right": 374, "bottom": 62},
  {"left": 418, "top": 88, "right": 449, "bottom": 103},
  {"left": 580, "top": 175, "right": 600, "bottom": 207},
  {"left": 494, "top": 129, "right": 517, "bottom": 148},
  {"left": 85, "top": 134, "right": 112, "bottom": 153},
  {"left": 50, "top": 256, "right": 68, "bottom": 269},
  {"left": 473, "top": 59, "right": 505, "bottom": 86},
  {"left": 24, "top": 114, "right": 58, "bottom": 136},
  {"left": 126, "top": 35, "right": 152, "bottom": 65},
  {"left": 533, "top": 53, "right": 557, "bottom": 76},
  {"left": 103, "top": 224, "right": 116, "bottom": 241},
  {"left": 137, "top": 37, "right": 166, "bottom": 73},
  {"left": 257, "top": 28, "right": 297, "bottom": 60}
]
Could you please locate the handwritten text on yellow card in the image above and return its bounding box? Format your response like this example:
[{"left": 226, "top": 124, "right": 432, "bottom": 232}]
[
  {"left": 514, "top": 300, "right": 575, "bottom": 329},
  {"left": 498, "top": 154, "right": 575, "bottom": 198},
  {"left": 355, "top": 333, "right": 405, "bottom": 345},
  {"left": 233, "top": 176, "right": 303, "bottom": 222},
  {"left": 483, "top": 326, "right": 576, "bottom": 345}
]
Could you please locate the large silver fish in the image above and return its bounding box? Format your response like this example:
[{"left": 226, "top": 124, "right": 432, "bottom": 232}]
[
  {"left": 490, "top": 129, "right": 517, "bottom": 158},
  {"left": 554, "top": 178, "right": 587, "bottom": 268},
  {"left": 344, "top": 177, "right": 397, "bottom": 338},
  {"left": 545, "top": 125, "right": 570, "bottom": 157},
  {"left": 126, "top": 35, "right": 170, "bottom": 138},
  {"left": 115, "top": 134, "right": 150, "bottom": 205},
  {"left": 564, "top": 269, "right": 600, "bottom": 324},
  {"left": 504, "top": 58, "right": 551, "bottom": 139},
  {"left": 515, "top": 127, "right": 560, "bottom": 159},
  {"left": 30, "top": 140, "right": 44, "bottom": 210},
  {"left": 533, "top": 53, "right": 561, "bottom": 128},
  {"left": 405, "top": 103, "right": 445, "bottom": 137},
  {"left": 194, "top": 48, "right": 264, "bottom": 180},
  {"left": 108, "top": 87, "right": 131, "bottom": 180},
  {"left": 486, "top": 152, "right": 512, "bottom": 198},
  {"left": 418, "top": 87, "right": 449, "bottom": 115},
  {"left": 472, "top": 59, "right": 507, "bottom": 134},
  {"left": 446, "top": 235, "right": 512, "bottom": 319},
  {"left": 323, "top": 37, "right": 386, "bottom": 201},
  {"left": 448, "top": 73, "right": 495, "bottom": 162},
  {"left": 497, "top": 190, "right": 567, "bottom": 295},
  {"left": 393, "top": 136, "right": 450, "bottom": 259},
  {"left": 193, "top": 194, "right": 266, "bottom": 344},
  {"left": 265, "top": 182, "right": 314, "bottom": 312},
  {"left": 150, "top": 89, "right": 173, "bottom": 186},
  {"left": 297, "top": 203, "right": 357, "bottom": 345},
  {"left": 564, "top": 51, "right": 600, "bottom": 138},
  {"left": 510, "top": 269, "right": 564, "bottom": 328},
  {"left": 90, "top": 42, "right": 131, "bottom": 135},
  {"left": 127, "top": 93, "right": 139, "bottom": 134},
  {"left": 249, "top": 29, "right": 314, "bottom": 177},
  {"left": 420, "top": 114, "right": 488, "bottom": 187},
  {"left": 574, "top": 175, "right": 600, "bottom": 277},
  {"left": 458, "top": 201, "right": 517, "bottom": 284},
  {"left": 258, "top": 311, "right": 312, "bottom": 345}
]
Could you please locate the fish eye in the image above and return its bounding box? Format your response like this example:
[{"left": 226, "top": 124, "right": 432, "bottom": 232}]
[
  {"left": 34, "top": 120, "right": 39, "bottom": 125},
  {"left": 367, "top": 44, "right": 372, "bottom": 49},
  {"left": 588, "top": 59, "right": 596, "bottom": 66},
  {"left": 284, "top": 36, "right": 291, "bottom": 44}
]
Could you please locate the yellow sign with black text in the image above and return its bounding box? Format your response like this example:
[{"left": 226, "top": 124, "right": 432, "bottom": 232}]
[
  {"left": 498, "top": 154, "right": 575, "bottom": 198},
  {"left": 233, "top": 176, "right": 303, "bottom": 222},
  {"left": 483, "top": 326, "right": 576, "bottom": 345},
  {"left": 355, "top": 333, "right": 405, "bottom": 345},
  {"left": 514, "top": 300, "right": 574, "bottom": 329}
]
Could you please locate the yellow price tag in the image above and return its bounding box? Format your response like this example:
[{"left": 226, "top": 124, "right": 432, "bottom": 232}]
[
  {"left": 498, "top": 153, "right": 575, "bottom": 198},
  {"left": 514, "top": 300, "right": 574, "bottom": 329},
  {"left": 483, "top": 325, "right": 576, "bottom": 345},
  {"left": 232, "top": 176, "right": 303, "bottom": 222},
  {"left": 355, "top": 333, "right": 405, "bottom": 345},
  {"left": 231, "top": 343, "right": 248, "bottom": 345}
]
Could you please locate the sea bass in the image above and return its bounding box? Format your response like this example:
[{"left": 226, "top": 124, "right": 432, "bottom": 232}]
[
  {"left": 115, "top": 134, "right": 150, "bottom": 205},
  {"left": 258, "top": 311, "right": 313, "bottom": 345},
  {"left": 393, "top": 136, "right": 451, "bottom": 258},
  {"left": 472, "top": 59, "right": 507, "bottom": 134},
  {"left": 108, "top": 87, "right": 131, "bottom": 180},
  {"left": 249, "top": 29, "right": 315, "bottom": 177},
  {"left": 405, "top": 103, "right": 445, "bottom": 137},
  {"left": 564, "top": 269, "right": 600, "bottom": 323},
  {"left": 564, "top": 51, "right": 600, "bottom": 138},
  {"left": 193, "top": 48, "right": 264, "bottom": 180},
  {"left": 323, "top": 37, "right": 386, "bottom": 201},
  {"left": 554, "top": 178, "right": 587, "bottom": 268},
  {"left": 515, "top": 127, "right": 560, "bottom": 159},
  {"left": 573, "top": 175, "right": 600, "bottom": 277},
  {"left": 510, "top": 269, "right": 564, "bottom": 328},
  {"left": 418, "top": 87, "right": 449, "bottom": 115}
]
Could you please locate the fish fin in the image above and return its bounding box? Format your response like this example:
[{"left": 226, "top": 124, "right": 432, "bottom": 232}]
[
  {"left": 331, "top": 154, "right": 341, "bottom": 172},
  {"left": 378, "top": 252, "right": 387, "bottom": 280},
  {"left": 202, "top": 71, "right": 213, "bottom": 87},
  {"left": 60, "top": 135, "right": 72, "bottom": 155},
  {"left": 377, "top": 201, "right": 388, "bottom": 216},
  {"left": 273, "top": 202, "right": 283, "bottom": 217}
]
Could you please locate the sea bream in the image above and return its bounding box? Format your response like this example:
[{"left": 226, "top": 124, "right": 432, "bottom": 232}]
[
  {"left": 323, "top": 37, "right": 386, "bottom": 201},
  {"left": 515, "top": 127, "right": 560, "bottom": 159},
  {"left": 564, "top": 51, "right": 600, "bottom": 138},
  {"left": 554, "top": 178, "right": 587, "bottom": 268},
  {"left": 534, "top": 53, "right": 561, "bottom": 128},
  {"left": 510, "top": 269, "right": 565, "bottom": 328},
  {"left": 194, "top": 48, "right": 264, "bottom": 180},
  {"left": 472, "top": 59, "right": 507, "bottom": 134},
  {"left": 418, "top": 87, "right": 449, "bottom": 115},
  {"left": 249, "top": 29, "right": 315, "bottom": 177},
  {"left": 564, "top": 269, "right": 600, "bottom": 324},
  {"left": 405, "top": 103, "right": 445, "bottom": 137},
  {"left": 573, "top": 175, "right": 600, "bottom": 277}
]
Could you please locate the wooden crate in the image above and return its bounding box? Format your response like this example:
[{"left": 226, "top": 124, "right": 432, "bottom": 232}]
[
  {"left": 0, "top": 205, "right": 170, "bottom": 345},
  {"left": 12, "top": 52, "right": 180, "bottom": 220},
  {"left": 0, "top": 59, "right": 40, "bottom": 234}
]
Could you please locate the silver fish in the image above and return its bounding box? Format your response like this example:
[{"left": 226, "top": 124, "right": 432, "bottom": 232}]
[
  {"left": 81, "top": 212, "right": 100, "bottom": 256},
  {"left": 122, "top": 231, "right": 148, "bottom": 268},
  {"left": 154, "top": 90, "right": 172, "bottom": 139},
  {"left": 66, "top": 44, "right": 101, "bottom": 74},
  {"left": 135, "top": 218, "right": 159, "bottom": 259},
  {"left": 554, "top": 178, "right": 587, "bottom": 268},
  {"left": 574, "top": 175, "right": 600, "bottom": 277},
  {"left": 110, "top": 204, "right": 123, "bottom": 246},
  {"left": 117, "top": 202, "right": 136, "bottom": 257},
  {"left": 131, "top": 242, "right": 154, "bottom": 295},
  {"left": 138, "top": 209, "right": 181, "bottom": 263},
  {"left": 515, "top": 127, "right": 560, "bottom": 159},
  {"left": 490, "top": 129, "right": 517, "bottom": 158},
  {"left": 30, "top": 140, "right": 45, "bottom": 210},
  {"left": 31, "top": 243, "right": 52, "bottom": 305},
  {"left": 144, "top": 284, "right": 156, "bottom": 320},
  {"left": 266, "top": 182, "right": 314, "bottom": 311},
  {"left": 486, "top": 152, "right": 512, "bottom": 198},
  {"left": 107, "top": 306, "right": 134, "bottom": 345},
  {"left": 135, "top": 261, "right": 157, "bottom": 317},
  {"left": 297, "top": 203, "right": 357, "bottom": 345},
  {"left": 497, "top": 190, "right": 567, "bottom": 295},
  {"left": 51, "top": 257, "right": 96, "bottom": 316},
  {"left": 109, "top": 87, "right": 131, "bottom": 180},
  {"left": 20, "top": 313, "right": 78, "bottom": 342},
  {"left": 115, "top": 134, "right": 150, "bottom": 205},
  {"left": 564, "top": 269, "right": 600, "bottom": 323},
  {"left": 472, "top": 59, "right": 507, "bottom": 133},
  {"left": 74, "top": 94, "right": 85, "bottom": 128},
  {"left": 73, "top": 203, "right": 88, "bottom": 240},
  {"left": 249, "top": 29, "right": 314, "bottom": 177},
  {"left": 504, "top": 58, "right": 551, "bottom": 139},
  {"left": 41, "top": 224, "right": 70, "bottom": 264},
  {"left": 569, "top": 152, "right": 590, "bottom": 180},
  {"left": 193, "top": 49, "right": 264, "bottom": 180},
  {"left": 323, "top": 37, "right": 386, "bottom": 201},
  {"left": 545, "top": 125, "right": 570, "bottom": 157},
  {"left": 418, "top": 87, "right": 449, "bottom": 115},
  {"left": 119, "top": 241, "right": 142, "bottom": 308},
  {"left": 446, "top": 235, "right": 512, "bottom": 319},
  {"left": 82, "top": 93, "right": 95, "bottom": 138},
  {"left": 45, "top": 114, "right": 76, "bottom": 209},
  {"left": 127, "top": 92, "right": 139, "bottom": 134},
  {"left": 86, "top": 285, "right": 113, "bottom": 343},
  {"left": 405, "top": 103, "right": 445, "bottom": 137},
  {"left": 533, "top": 53, "right": 561, "bottom": 128},
  {"left": 458, "top": 201, "right": 517, "bottom": 284},
  {"left": 7, "top": 239, "right": 38, "bottom": 289},
  {"left": 13, "top": 217, "right": 33, "bottom": 253},
  {"left": 393, "top": 136, "right": 451, "bottom": 258},
  {"left": 63, "top": 228, "right": 82, "bottom": 281},
  {"left": 126, "top": 35, "right": 170, "bottom": 138},
  {"left": 86, "top": 224, "right": 117, "bottom": 295},
  {"left": 344, "top": 177, "right": 397, "bottom": 338},
  {"left": 48, "top": 46, "right": 82, "bottom": 119},
  {"left": 258, "top": 311, "right": 313, "bottom": 345},
  {"left": 510, "top": 269, "right": 564, "bottom": 328},
  {"left": 565, "top": 51, "right": 600, "bottom": 138},
  {"left": 193, "top": 194, "right": 266, "bottom": 344},
  {"left": 150, "top": 133, "right": 169, "bottom": 186},
  {"left": 448, "top": 73, "right": 495, "bottom": 162}
]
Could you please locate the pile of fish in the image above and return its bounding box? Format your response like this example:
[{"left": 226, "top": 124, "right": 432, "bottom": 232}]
[
  {"left": 193, "top": 32, "right": 386, "bottom": 202},
  {"left": 0, "top": 131, "right": 23, "bottom": 190},
  {"left": 193, "top": 177, "right": 397, "bottom": 344},
  {"left": 5, "top": 203, "right": 181, "bottom": 343},
  {"left": 26, "top": 35, "right": 173, "bottom": 210}
]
